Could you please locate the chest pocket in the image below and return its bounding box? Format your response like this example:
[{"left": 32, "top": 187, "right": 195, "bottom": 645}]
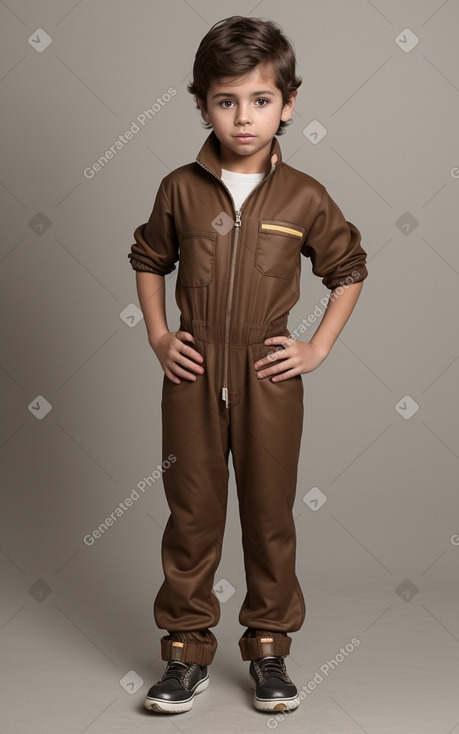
[
  {"left": 255, "top": 220, "right": 305, "bottom": 279},
  {"left": 178, "top": 231, "right": 216, "bottom": 287}
]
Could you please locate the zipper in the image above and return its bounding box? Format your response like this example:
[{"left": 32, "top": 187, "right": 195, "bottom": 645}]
[
  {"left": 196, "top": 158, "right": 276, "bottom": 408},
  {"left": 222, "top": 208, "right": 241, "bottom": 407}
]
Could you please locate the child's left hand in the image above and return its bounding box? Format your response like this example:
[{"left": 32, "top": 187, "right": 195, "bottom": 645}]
[{"left": 254, "top": 336, "right": 327, "bottom": 381}]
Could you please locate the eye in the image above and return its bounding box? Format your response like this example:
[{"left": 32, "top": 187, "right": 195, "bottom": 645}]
[
  {"left": 220, "top": 100, "right": 235, "bottom": 108},
  {"left": 255, "top": 98, "right": 269, "bottom": 106}
]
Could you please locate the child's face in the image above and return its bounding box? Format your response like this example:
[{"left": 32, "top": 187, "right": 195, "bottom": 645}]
[{"left": 198, "top": 63, "right": 296, "bottom": 172}]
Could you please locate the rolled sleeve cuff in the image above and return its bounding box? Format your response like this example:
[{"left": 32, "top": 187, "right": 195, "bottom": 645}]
[
  {"left": 128, "top": 221, "right": 178, "bottom": 276},
  {"left": 127, "top": 253, "right": 175, "bottom": 275},
  {"left": 322, "top": 260, "right": 368, "bottom": 290}
]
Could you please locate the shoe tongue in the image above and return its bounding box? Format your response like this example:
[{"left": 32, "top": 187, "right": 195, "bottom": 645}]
[
  {"left": 168, "top": 661, "right": 189, "bottom": 672},
  {"left": 259, "top": 656, "right": 279, "bottom": 664},
  {"left": 260, "top": 656, "right": 284, "bottom": 677}
]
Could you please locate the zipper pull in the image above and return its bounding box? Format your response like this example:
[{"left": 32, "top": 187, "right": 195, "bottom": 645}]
[
  {"left": 221, "top": 387, "right": 229, "bottom": 407},
  {"left": 234, "top": 211, "right": 241, "bottom": 228}
]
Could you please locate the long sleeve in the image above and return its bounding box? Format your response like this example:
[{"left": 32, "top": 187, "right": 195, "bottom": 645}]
[
  {"left": 302, "top": 188, "right": 368, "bottom": 289},
  {"left": 128, "top": 180, "right": 179, "bottom": 276}
]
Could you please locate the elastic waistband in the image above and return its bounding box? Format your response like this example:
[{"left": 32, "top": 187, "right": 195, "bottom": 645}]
[{"left": 179, "top": 317, "right": 289, "bottom": 346}]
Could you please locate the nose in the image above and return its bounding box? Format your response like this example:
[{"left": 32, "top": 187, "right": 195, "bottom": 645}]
[{"left": 235, "top": 103, "right": 252, "bottom": 126}]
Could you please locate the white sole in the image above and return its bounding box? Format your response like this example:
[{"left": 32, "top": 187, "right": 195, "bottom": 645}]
[
  {"left": 144, "top": 674, "right": 209, "bottom": 713},
  {"left": 249, "top": 675, "right": 300, "bottom": 712}
]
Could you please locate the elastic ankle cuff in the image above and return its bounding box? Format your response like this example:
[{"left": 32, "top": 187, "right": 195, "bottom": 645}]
[
  {"left": 238, "top": 633, "right": 291, "bottom": 661},
  {"left": 160, "top": 635, "right": 216, "bottom": 665}
]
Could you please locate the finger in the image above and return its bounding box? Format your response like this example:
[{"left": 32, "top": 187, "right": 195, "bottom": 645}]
[
  {"left": 254, "top": 348, "right": 287, "bottom": 370},
  {"left": 176, "top": 330, "right": 199, "bottom": 351},
  {"left": 175, "top": 332, "right": 204, "bottom": 363},
  {"left": 173, "top": 354, "right": 204, "bottom": 375},
  {"left": 271, "top": 367, "right": 300, "bottom": 382},
  {"left": 176, "top": 348, "right": 204, "bottom": 368},
  {"left": 264, "top": 334, "right": 285, "bottom": 342},
  {"left": 169, "top": 362, "right": 201, "bottom": 380},
  {"left": 256, "top": 359, "right": 294, "bottom": 379},
  {"left": 165, "top": 368, "right": 181, "bottom": 384},
  {"left": 265, "top": 335, "right": 295, "bottom": 351},
  {"left": 176, "top": 330, "right": 195, "bottom": 343}
]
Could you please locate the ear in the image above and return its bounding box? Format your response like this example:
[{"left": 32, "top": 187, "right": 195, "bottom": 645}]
[
  {"left": 196, "top": 97, "right": 210, "bottom": 124},
  {"left": 280, "top": 90, "right": 298, "bottom": 122}
]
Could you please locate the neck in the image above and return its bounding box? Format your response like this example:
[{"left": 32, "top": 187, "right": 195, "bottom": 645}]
[{"left": 219, "top": 143, "right": 271, "bottom": 174}]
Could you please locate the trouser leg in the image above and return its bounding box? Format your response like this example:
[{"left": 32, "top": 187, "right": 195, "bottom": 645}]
[
  {"left": 153, "top": 340, "right": 228, "bottom": 665},
  {"left": 229, "top": 342, "right": 306, "bottom": 661}
]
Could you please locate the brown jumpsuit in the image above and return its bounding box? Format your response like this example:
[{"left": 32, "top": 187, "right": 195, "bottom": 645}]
[{"left": 129, "top": 132, "right": 368, "bottom": 665}]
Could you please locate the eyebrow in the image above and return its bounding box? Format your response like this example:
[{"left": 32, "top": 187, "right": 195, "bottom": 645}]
[{"left": 211, "top": 90, "right": 275, "bottom": 99}]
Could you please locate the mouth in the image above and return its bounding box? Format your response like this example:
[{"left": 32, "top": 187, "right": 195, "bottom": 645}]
[{"left": 234, "top": 134, "right": 256, "bottom": 141}]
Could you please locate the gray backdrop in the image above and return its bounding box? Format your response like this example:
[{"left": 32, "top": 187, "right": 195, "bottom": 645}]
[{"left": 1, "top": 1, "right": 458, "bottom": 732}]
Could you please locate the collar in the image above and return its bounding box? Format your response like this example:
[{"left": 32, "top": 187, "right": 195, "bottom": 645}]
[{"left": 196, "top": 131, "right": 282, "bottom": 179}]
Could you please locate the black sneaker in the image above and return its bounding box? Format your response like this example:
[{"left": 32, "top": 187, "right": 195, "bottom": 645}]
[
  {"left": 249, "top": 655, "right": 300, "bottom": 711},
  {"left": 144, "top": 660, "right": 209, "bottom": 713}
]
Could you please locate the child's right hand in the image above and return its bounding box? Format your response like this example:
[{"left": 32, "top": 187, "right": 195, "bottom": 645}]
[{"left": 151, "top": 330, "right": 204, "bottom": 384}]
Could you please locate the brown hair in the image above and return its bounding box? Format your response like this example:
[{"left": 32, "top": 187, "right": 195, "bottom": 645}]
[{"left": 188, "top": 16, "right": 302, "bottom": 135}]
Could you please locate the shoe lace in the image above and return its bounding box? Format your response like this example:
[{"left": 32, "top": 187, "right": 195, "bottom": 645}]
[
  {"left": 160, "top": 660, "right": 195, "bottom": 684},
  {"left": 257, "top": 656, "right": 291, "bottom": 683}
]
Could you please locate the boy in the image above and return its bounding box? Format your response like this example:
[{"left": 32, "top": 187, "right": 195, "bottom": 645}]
[{"left": 128, "top": 16, "right": 368, "bottom": 714}]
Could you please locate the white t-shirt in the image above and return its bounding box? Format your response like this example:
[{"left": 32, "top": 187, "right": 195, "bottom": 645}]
[{"left": 221, "top": 168, "right": 265, "bottom": 211}]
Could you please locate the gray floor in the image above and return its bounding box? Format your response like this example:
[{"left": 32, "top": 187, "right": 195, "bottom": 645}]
[{"left": 2, "top": 574, "right": 458, "bottom": 733}]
